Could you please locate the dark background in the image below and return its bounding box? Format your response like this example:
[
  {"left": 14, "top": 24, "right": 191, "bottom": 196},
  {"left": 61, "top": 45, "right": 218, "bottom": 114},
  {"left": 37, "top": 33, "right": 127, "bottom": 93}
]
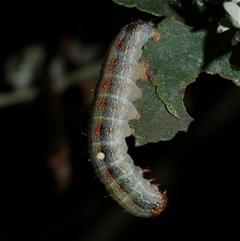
[{"left": 1, "top": 1, "right": 240, "bottom": 240}]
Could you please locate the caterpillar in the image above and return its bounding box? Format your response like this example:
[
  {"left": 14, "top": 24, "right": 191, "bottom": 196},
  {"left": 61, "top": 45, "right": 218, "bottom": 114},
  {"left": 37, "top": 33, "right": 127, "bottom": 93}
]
[{"left": 88, "top": 20, "right": 167, "bottom": 218}]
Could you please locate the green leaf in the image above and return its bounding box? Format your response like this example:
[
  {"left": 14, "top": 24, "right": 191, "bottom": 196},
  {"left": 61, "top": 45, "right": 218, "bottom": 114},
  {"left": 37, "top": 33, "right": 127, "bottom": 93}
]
[
  {"left": 130, "top": 17, "right": 240, "bottom": 146},
  {"left": 144, "top": 17, "right": 206, "bottom": 118},
  {"left": 130, "top": 82, "right": 192, "bottom": 146},
  {"left": 205, "top": 47, "right": 240, "bottom": 79},
  {"left": 113, "top": 0, "right": 184, "bottom": 21}
]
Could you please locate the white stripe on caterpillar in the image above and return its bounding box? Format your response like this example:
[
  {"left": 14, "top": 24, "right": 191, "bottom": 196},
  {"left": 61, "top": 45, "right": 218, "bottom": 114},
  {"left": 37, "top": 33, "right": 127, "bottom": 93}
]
[{"left": 88, "top": 20, "right": 167, "bottom": 218}]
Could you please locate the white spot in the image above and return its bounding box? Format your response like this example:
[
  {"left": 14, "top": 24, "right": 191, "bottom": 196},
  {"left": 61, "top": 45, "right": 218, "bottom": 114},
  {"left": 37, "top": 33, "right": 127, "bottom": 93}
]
[
  {"left": 223, "top": 2, "right": 240, "bottom": 28},
  {"left": 96, "top": 152, "right": 105, "bottom": 160}
]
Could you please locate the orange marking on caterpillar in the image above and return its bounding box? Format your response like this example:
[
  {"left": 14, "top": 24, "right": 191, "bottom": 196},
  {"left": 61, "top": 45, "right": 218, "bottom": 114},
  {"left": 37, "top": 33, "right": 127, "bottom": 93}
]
[
  {"left": 150, "top": 208, "right": 161, "bottom": 217},
  {"left": 149, "top": 191, "right": 168, "bottom": 217},
  {"left": 103, "top": 78, "right": 111, "bottom": 89},
  {"left": 115, "top": 38, "right": 123, "bottom": 47},
  {"left": 94, "top": 123, "right": 102, "bottom": 137},
  {"left": 119, "top": 187, "right": 124, "bottom": 192},
  {"left": 97, "top": 98, "right": 106, "bottom": 111},
  {"left": 108, "top": 59, "right": 115, "bottom": 70},
  {"left": 106, "top": 170, "right": 113, "bottom": 180}
]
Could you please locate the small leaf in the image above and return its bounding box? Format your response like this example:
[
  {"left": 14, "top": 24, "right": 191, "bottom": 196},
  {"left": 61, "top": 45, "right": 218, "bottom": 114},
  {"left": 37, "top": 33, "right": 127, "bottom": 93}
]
[{"left": 130, "top": 82, "right": 192, "bottom": 146}]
